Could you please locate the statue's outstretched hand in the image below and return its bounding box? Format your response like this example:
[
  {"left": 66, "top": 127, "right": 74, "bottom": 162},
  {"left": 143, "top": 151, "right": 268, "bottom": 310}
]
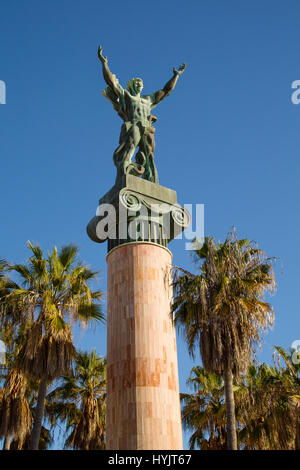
[
  {"left": 173, "top": 63, "right": 186, "bottom": 76},
  {"left": 98, "top": 45, "right": 108, "bottom": 64}
]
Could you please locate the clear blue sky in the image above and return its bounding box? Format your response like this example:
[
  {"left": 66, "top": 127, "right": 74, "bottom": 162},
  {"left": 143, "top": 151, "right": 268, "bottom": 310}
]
[{"left": 1, "top": 0, "right": 300, "bottom": 449}]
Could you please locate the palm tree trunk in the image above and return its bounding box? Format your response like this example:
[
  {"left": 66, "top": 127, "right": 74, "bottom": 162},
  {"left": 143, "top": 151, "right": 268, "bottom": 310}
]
[
  {"left": 3, "top": 434, "right": 11, "bottom": 450},
  {"left": 30, "top": 377, "right": 47, "bottom": 450},
  {"left": 224, "top": 367, "right": 238, "bottom": 450}
]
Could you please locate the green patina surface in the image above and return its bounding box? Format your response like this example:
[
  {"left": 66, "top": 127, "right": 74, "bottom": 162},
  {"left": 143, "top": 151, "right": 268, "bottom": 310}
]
[
  {"left": 97, "top": 174, "right": 177, "bottom": 207},
  {"left": 97, "top": 45, "right": 186, "bottom": 185},
  {"left": 87, "top": 175, "right": 190, "bottom": 252},
  {"left": 87, "top": 46, "right": 189, "bottom": 252}
]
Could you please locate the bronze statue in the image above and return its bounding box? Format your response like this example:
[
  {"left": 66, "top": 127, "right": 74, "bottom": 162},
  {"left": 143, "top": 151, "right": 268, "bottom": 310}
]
[{"left": 98, "top": 46, "right": 186, "bottom": 184}]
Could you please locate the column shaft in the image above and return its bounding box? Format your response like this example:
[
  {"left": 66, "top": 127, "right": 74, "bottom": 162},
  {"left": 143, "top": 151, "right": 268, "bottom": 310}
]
[{"left": 106, "top": 242, "right": 182, "bottom": 450}]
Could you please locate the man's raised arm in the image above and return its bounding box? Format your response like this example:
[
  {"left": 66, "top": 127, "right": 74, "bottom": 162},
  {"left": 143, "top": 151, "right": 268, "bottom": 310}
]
[
  {"left": 98, "top": 45, "right": 123, "bottom": 96},
  {"left": 152, "top": 63, "right": 186, "bottom": 106}
]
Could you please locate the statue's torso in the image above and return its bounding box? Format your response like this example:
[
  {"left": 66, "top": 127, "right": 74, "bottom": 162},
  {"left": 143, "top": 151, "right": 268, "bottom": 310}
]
[{"left": 123, "top": 91, "right": 152, "bottom": 126}]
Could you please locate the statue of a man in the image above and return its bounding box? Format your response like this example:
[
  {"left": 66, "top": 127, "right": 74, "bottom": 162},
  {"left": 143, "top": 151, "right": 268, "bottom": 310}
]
[{"left": 98, "top": 46, "right": 186, "bottom": 184}]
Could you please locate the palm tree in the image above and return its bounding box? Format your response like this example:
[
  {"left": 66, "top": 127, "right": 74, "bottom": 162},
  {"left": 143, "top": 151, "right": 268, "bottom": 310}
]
[
  {"left": 9, "top": 375, "right": 53, "bottom": 450},
  {"left": 0, "top": 258, "right": 22, "bottom": 333},
  {"left": 272, "top": 346, "right": 300, "bottom": 449},
  {"left": 10, "top": 425, "right": 52, "bottom": 450},
  {"left": 5, "top": 242, "right": 104, "bottom": 450},
  {"left": 0, "top": 366, "right": 33, "bottom": 449},
  {"left": 182, "top": 361, "right": 297, "bottom": 450},
  {"left": 181, "top": 366, "right": 227, "bottom": 449},
  {"left": 172, "top": 231, "right": 276, "bottom": 449},
  {"left": 238, "top": 362, "right": 294, "bottom": 449},
  {"left": 0, "top": 261, "right": 30, "bottom": 450},
  {"left": 0, "top": 258, "right": 14, "bottom": 297},
  {"left": 47, "top": 350, "right": 106, "bottom": 450}
]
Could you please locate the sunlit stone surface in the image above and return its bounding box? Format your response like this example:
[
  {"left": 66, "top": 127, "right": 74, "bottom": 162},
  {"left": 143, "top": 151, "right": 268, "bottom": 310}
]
[{"left": 106, "top": 242, "right": 183, "bottom": 450}]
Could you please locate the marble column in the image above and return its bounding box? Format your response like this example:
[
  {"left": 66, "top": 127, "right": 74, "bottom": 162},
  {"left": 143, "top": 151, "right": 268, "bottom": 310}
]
[{"left": 106, "top": 242, "right": 182, "bottom": 450}]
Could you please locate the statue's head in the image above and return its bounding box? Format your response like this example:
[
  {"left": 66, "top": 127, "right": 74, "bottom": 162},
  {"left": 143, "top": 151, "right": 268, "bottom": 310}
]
[{"left": 126, "top": 78, "right": 143, "bottom": 96}]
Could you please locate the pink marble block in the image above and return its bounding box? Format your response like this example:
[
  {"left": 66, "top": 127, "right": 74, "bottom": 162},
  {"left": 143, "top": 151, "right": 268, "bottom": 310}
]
[{"left": 106, "top": 242, "right": 183, "bottom": 450}]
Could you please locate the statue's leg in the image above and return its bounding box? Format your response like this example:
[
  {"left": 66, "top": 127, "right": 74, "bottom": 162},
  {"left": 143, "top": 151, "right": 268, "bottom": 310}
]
[
  {"left": 122, "top": 124, "right": 141, "bottom": 175},
  {"left": 143, "top": 130, "right": 159, "bottom": 184},
  {"left": 113, "top": 123, "right": 143, "bottom": 182},
  {"left": 137, "top": 135, "right": 150, "bottom": 180},
  {"left": 113, "top": 124, "right": 130, "bottom": 182},
  {"left": 113, "top": 124, "right": 126, "bottom": 169}
]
